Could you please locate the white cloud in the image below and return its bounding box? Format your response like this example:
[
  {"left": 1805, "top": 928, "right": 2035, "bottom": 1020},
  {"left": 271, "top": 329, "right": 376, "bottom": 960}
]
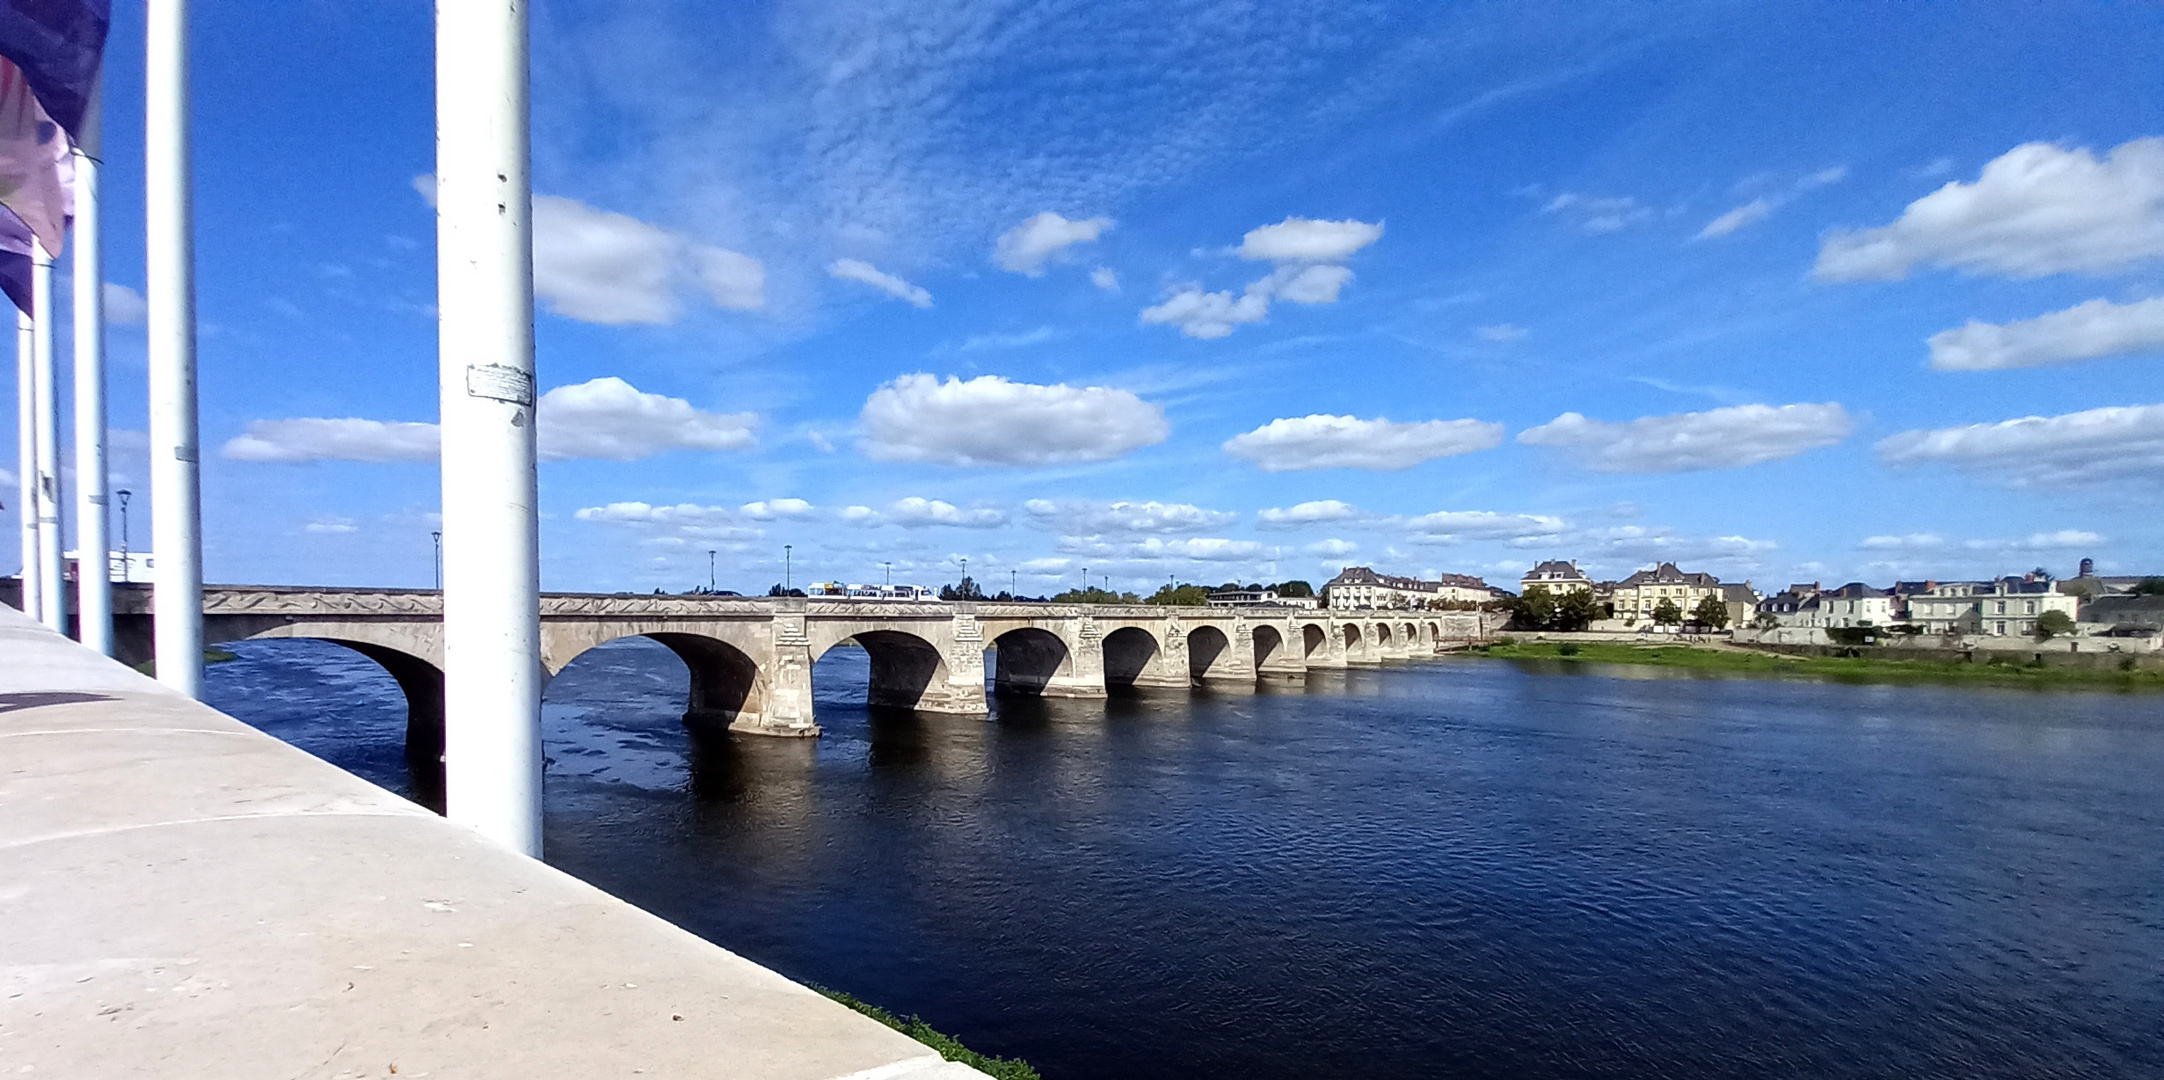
[
  {"left": 993, "top": 212, "right": 1112, "bottom": 275},
  {"left": 519, "top": 195, "right": 766, "bottom": 324},
  {"left": 303, "top": 516, "right": 358, "bottom": 535},
  {"left": 1877, "top": 403, "right": 2164, "bottom": 487},
  {"left": 572, "top": 501, "right": 762, "bottom": 546},
  {"left": 1257, "top": 500, "right": 1363, "bottom": 527},
  {"left": 1475, "top": 323, "right": 1527, "bottom": 343},
  {"left": 1306, "top": 539, "right": 1358, "bottom": 556},
  {"left": 1024, "top": 499, "right": 1235, "bottom": 535},
  {"left": 879, "top": 497, "right": 1007, "bottom": 529},
  {"left": 1090, "top": 267, "right": 1120, "bottom": 292},
  {"left": 1539, "top": 192, "right": 1650, "bottom": 233},
  {"left": 531, "top": 196, "right": 680, "bottom": 324},
  {"left": 1815, "top": 138, "right": 2164, "bottom": 280},
  {"left": 535, "top": 377, "right": 757, "bottom": 461},
  {"left": 1142, "top": 216, "right": 1382, "bottom": 338},
  {"left": 1696, "top": 197, "right": 1772, "bottom": 239},
  {"left": 1518, "top": 403, "right": 1852, "bottom": 472},
  {"left": 102, "top": 283, "right": 147, "bottom": 325},
  {"left": 0, "top": 465, "right": 13, "bottom": 486},
  {"left": 1860, "top": 533, "right": 1946, "bottom": 551},
  {"left": 1402, "top": 510, "right": 1568, "bottom": 543},
  {"left": 739, "top": 498, "right": 816, "bottom": 520},
  {"left": 224, "top": 378, "right": 753, "bottom": 463},
  {"left": 1139, "top": 283, "right": 1270, "bottom": 339},
  {"left": 1927, "top": 296, "right": 2164, "bottom": 371},
  {"left": 691, "top": 246, "right": 765, "bottom": 311},
  {"left": 1130, "top": 537, "right": 1262, "bottom": 561},
  {"left": 1698, "top": 168, "right": 1845, "bottom": 239},
  {"left": 1258, "top": 263, "right": 1354, "bottom": 305},
  {"left": 1224, "top": 414, "right": 1504, "bottom": 471},
  {"left": 1579, "top": 526, "right": 1779, "bottom": 566},
  {"left": 223, "top": 418, "right": 441, "bottom": 463},
  {"left": 828, "top": 257, "right": 932, "bottom": 307},
  {"left": 860, "top": 373, "right": 1167, "bottom": 466},
  {"left": 1235, "top": 217, "right": 1384, "bottom": 262}
]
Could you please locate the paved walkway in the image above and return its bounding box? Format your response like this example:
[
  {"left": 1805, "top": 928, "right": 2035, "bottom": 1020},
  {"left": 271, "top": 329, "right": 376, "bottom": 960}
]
[{"left": 0, "top": 604, "right": 987, "bottom": 1078}]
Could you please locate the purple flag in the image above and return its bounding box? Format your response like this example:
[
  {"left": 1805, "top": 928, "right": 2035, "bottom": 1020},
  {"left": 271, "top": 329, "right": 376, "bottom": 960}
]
[
  {"left": 0, "top": 201, "right": 30, "bottom": 314},
  {"left": 0, "top": 55, "right": 68, "bottom": 260},
  {"left": 0, "top": 0, "right": 109, "bottom": 142}
]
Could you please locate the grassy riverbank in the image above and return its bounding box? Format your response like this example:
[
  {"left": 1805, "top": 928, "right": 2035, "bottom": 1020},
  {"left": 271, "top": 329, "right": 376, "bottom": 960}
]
[
  {"left": 815, "top": 987, "right": 1042, "bottom": 1080},
  {"left": 1460, "top": 640, "right": 2164, "bottom": 690}
]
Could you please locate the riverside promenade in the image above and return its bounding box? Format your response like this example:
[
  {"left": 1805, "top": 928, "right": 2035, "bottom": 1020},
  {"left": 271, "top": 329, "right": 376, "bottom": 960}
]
[{"left": 0, "top": 604, "right": 987, "bottom": 1079}]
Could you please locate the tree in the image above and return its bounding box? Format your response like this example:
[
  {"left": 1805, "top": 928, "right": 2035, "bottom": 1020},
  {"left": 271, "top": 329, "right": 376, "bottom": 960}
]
[
  {"left": 1145, "top": 583, "right": 1211, "bottom": 606},
  {"left": 1514, "top": 585, "right": 1556, "bottom": 630},
  {"left": 2036, "top": 609, "right": 2075, "bottom": 639},
  {"left": 1273, "top": 580, "right": 1315, "bottom": 598},
  {"left": 767, "top": 584, "right": 805, "bottom": 597},
  {"left": 2133, "top": 577, "right": 2164, "bottom": 596},
  {"left": 1651, "top": 598, "right": 1683, "bottom": 625},
  {"left": 1050, "top": 586, "right": 1140, "bottom": 604},
  {"left": 1690, "top": 594, "right": 1730, "bottom": 629},
  {"left": 1555, "top": 589, "right": 1601, "bottom": 631},
  {"left": 938, "top": 576, "right": 984, "bottom": 601}
]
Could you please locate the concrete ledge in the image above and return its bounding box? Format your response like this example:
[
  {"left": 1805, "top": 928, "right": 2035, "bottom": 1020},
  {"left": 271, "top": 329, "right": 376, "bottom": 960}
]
[{"left": 0, "top": 605, "right": 988, "bottom": 1079}]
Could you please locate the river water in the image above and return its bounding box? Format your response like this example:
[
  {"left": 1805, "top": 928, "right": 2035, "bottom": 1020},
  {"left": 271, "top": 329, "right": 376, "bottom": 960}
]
[{"left": 205, "top": 638, "right": 2164, "bottom": 1079}]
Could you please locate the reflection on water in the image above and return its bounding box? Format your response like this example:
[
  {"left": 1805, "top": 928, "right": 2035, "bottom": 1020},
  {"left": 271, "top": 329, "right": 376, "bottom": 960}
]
[{"left": 207, "top": 637, "right": 2164, "bottom": 1080}]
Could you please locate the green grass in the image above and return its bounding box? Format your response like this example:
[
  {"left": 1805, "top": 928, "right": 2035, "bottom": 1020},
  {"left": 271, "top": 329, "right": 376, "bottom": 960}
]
[
  {"left": 1460, "top": 640, "right": 2164, "bottom": 690},
  {"left": 814, "top": 987, "right": 1042, "bottom": 1080}
]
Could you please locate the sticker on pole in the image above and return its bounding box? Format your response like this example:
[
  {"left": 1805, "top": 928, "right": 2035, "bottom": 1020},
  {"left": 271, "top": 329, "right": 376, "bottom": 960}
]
[{"left": 466, "top": 364, "right": 535, "bottom": 407}]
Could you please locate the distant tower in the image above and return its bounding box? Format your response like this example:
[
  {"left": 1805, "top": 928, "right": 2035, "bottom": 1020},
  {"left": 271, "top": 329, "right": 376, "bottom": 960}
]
[{"left": 2080, "top": 557, "right": 2095, "bottom": 578}]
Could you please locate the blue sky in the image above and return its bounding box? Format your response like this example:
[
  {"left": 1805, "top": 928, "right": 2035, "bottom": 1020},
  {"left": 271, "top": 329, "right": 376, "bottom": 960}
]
[{"left": 11, "top": 1, "right": 2164, "bottom": 595}]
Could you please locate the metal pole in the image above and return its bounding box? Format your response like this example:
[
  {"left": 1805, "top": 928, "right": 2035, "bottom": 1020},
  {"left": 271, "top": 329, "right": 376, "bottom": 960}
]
[
  {"left": 437, "top": 0, "right": 541, "bottom": 857},
  {"left": 431, "top": 529, "right": 442, "bottom": 589},
  {"left": 14, "top": 312, "right": 36, "bottom": 620},
  {"left": 74, "top": 127, "right": 112, "bottom": 654},
  {"left": 146, "top": 0, "right": 203, "bottom": 696},
  {"left": 30, "top": 243, "right": 64, "bottom": 631},
  {"left": 706, "top": 548, "right": 714, "bottom": 592},
  {"left": 783, "top": 544, "right": 791, "bottom": 590},
  {"left": 115, "top": 488, "right": 129, "bottom": 581}
]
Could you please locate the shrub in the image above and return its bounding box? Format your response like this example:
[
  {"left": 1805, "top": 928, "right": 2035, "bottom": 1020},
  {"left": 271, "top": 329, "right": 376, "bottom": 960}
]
[{"left": 1557, "top": 643, "right": 1581, "bottom": 656}]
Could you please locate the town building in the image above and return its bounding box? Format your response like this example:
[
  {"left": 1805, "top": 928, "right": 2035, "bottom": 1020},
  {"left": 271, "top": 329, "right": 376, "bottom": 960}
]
[
  {"left": 1323, "top": 567, "right": 1495, "bottom": 610},
  {"left": 1811, "top": 582, "right": 1899, "bottom": 628},
  {"left": 1519, "top": 560, "right": 1592, "bottom": 597},
  {"left": 1611, "top": 562, "right": 1723, "bottom": 622},
  {"left": 1207, "top": 587, "right": 1320, "bottom": 609},
  {"left": 1905, "top": 576, "right": 2078, "bottom": 636}
]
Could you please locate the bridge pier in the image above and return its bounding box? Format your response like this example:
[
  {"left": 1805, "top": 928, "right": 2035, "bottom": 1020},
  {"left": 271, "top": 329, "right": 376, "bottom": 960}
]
[{"left": 1253, "top": 618, "right": 1308, "bottom": 683}]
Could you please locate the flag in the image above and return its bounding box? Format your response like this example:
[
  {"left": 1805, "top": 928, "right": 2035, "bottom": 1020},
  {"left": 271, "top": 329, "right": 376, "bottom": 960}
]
[
  {"left": 0, "top": 201, "right": 29, "bottom": 314},
  {"left": 0, "top": 0, "right": 110, "bottom": 142},
  {"left": 0, "top": 54, "right": 67, "bottom": 262}
]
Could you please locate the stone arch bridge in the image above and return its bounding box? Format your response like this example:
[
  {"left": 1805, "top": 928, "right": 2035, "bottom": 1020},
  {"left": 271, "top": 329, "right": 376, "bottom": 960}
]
[{"left": 109, "top": 586, "right": 1495, "bottom": 757}]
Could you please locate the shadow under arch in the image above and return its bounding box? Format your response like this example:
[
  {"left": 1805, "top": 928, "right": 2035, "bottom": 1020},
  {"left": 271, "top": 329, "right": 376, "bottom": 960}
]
[
  {"left": 827, "top": 630, "right": 950, "bottom": 711},
  {"left": 1302, "top": 623, "right": 1328, "bottom": 659},
  {"left": 229, "top": 636, "right": 448, "bottom": 814},
  {"left": 642, "top": 632, "right": 765, "bottom": 735},
  {"left": 1101, "top": 626, "right": 1161, "bottom": 690},
  {"left": 1187, "top": 624, "right": 1232, "bottom": 681},
  {"left": 1252, "top": 624, "right": 1285, "bottom": 669},
  {"left": 1341, "top": 623, "right": 1365, "bottom": 662},
  {"left": 990, "top": 627, "right": 1071, "bottom": 697}
]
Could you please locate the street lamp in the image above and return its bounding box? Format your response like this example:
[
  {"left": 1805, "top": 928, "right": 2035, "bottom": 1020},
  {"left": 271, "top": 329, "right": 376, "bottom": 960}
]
[
  {"left": 432, "top": 530, "right": 443, "bottom": 590},
  {"left": 882, "top": 561, "right": 892, "bottom": 586},
  {"left": 708, "top": 549, "right": 716, "bottom": 593},
  {"left": 784, "top": 544, "right": 792, "bottom": 591},
  {"left": 115, "top": 489, "right": 132, "bottom": 583}
]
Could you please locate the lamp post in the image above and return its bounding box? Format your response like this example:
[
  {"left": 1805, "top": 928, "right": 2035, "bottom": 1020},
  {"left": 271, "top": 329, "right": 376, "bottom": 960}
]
[
  {"left": 784, "top": 544, "right": 792, "bottom": 591},
  {"left": 115, "top": 489, "right": 131, "bottom": 583},
  {"left": 707, "top": 549, "right": 716, "bottom": 592},
  {"left": 882, "top": 561, "right": 892, "bottom": 586},
  {"left": 431, "top": 530, "right": 442, "bottom": 590},
  {"left": 1012, "top": 568, "right": 1018, "bottom": 597}
]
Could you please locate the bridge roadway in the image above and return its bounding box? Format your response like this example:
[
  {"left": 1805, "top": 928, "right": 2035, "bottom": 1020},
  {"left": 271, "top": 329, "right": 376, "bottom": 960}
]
[
  {"left": 77, "top": 584, "right": 1493, "bottom": 754},
  {"left": 0, "top": 602, "right": 992, "bottom": 1078}
]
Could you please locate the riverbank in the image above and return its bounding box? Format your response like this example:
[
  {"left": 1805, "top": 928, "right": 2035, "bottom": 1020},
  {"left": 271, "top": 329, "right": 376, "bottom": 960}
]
[
  {"left": 1460, "top": 639, "right": 2164, "bottom": 690},
  {"left": 818, "top": 988, "right": 1041, "bottom": 1080}
]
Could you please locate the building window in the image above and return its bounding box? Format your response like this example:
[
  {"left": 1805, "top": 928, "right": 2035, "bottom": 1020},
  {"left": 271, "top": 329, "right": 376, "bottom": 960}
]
[
  {"left": 2025, "top": 601, "right": 2036, "bottom": 615},
  {"left": 1995, "top": 621, "right": 2007, "bottom": 635}
]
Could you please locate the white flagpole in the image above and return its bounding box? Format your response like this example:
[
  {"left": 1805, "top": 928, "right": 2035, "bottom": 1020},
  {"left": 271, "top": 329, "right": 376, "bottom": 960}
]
[
  {"left": 436, "top": 0, "right": 542, "bottom": 856},
  {"left": 146, "top": 0, "right": 202, "bottom": 694},
  {"left": 13, "top": 310, "right": 35, "bottom": 620},
  {"left": 73, "top": 97, "right": 112, "bottom": 654},
  {"left": 30, "top": 242, "right": 62, "bottom": 632}
]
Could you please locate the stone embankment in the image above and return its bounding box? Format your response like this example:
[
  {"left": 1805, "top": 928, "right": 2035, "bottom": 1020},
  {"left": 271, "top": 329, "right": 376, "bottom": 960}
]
[{"left": 0, "top": 603, "right": 989, "bottom": 1079}]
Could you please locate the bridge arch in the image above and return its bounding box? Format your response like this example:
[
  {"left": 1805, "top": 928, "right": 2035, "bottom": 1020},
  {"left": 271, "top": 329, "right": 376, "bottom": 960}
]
[
  {"left": 822, "top": 629, "right": 977, "bottom": 713},
  {"left": 1340, "top": 622, "right": 1366, "bottom": 663},
  {"left": 989, "top": 627, "right": 1073, "bottom": 697},
  {"left": 545, "top": 632, "right": 768, "bottom": 736},
  {"left": 1187, "top": 625, "right": 1236, "bottom": 681},
  {"left": 1302, "top": 623, "right": 1328, "bottom": 659},
  {"left": 1252, "top": 624, "right": 1285, "bottom": 669},
  {"left": 1101, "top": 625, "right": 1163, "bottom": 689}
]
